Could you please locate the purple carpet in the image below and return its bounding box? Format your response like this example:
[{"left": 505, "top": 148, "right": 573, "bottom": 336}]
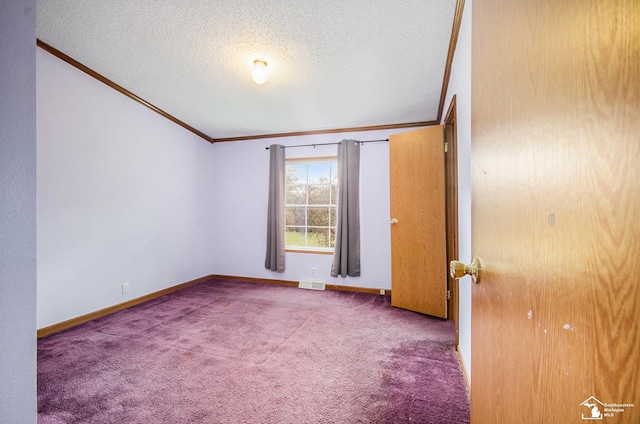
[{"left": 38, "top": 279, "right": 470, "bottom": 423}]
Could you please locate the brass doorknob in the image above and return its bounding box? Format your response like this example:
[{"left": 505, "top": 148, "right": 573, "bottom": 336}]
[{"left": 449, "top": 257, "right": 481, "bottom": 284}]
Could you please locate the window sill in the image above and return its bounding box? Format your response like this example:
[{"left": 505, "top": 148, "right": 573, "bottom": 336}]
[{"left": 285, "top": 248, "right": 334, "bottom": 255}]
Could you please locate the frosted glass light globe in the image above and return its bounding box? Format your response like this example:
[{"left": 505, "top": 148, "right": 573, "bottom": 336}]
[{"left": 251, "top": 60, "right": 269, "bottom": 85}]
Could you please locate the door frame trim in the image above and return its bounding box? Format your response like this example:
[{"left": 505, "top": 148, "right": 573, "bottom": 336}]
[{"left": 444, "top": 95, "right": 460, "bottom": 346}]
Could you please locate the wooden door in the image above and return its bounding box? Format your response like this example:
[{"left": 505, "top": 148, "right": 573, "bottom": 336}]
[
  {"left": 389, "top": 126, "right": 447, "bottom": 318},
  {"left": 471, "top": 1, "right": 639, "bottom": 423}
]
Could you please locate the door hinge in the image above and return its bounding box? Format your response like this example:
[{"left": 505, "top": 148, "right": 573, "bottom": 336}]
[
  {"left": 446, "top": 289, "right": 452, "bottom": 300},
  {"left": 444, "top": 142, "right": 449, "bottom": 153}
]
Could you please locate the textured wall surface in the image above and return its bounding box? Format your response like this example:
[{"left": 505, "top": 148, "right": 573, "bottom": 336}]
[
  {"left": 211, "top": 128, "right": 401, "bottom": 289},
  {"left": 0, "top": 0, "right": 37, "bottom": 422},
  {"left": 37, "top": 48, "right": 215, "bottom": 328}
]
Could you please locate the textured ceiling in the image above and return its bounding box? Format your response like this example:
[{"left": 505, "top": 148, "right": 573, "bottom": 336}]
[{"left": 37, "top": 1, "right": 457, "bottom": 140}]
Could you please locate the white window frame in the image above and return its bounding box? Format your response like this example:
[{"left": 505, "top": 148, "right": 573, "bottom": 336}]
[{"left": 284, "top": 156, "right": 338, "bottom": 254}]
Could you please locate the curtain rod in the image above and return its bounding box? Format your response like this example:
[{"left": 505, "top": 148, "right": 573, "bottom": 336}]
[{"left": 264, "top": 139, "right": 388, "bottom": 150}]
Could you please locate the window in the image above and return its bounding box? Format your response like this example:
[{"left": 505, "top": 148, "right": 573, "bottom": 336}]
[{"left": 285, "top": 157, "right": 338, "bottom": 252}]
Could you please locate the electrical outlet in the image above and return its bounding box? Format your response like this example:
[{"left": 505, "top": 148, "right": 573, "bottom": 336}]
[
  {"left": 311, "top": 267, "right": 316, "bottom": 276},
  {"left": 380, "top": 289, "right": 386, "bottom": 295},
  {"left": 122, "top": 282, "right": 130, "bottom": 294}
]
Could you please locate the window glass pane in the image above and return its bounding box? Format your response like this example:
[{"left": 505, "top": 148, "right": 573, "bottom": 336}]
[
  {"left": 330, "top": 162, "right": 338, "bottom": 184},
  {"left": 330, "top": 184, "right": 338, "bottom": 204},
  {"left": 286, "top": 164, "right": 306, "bottom": 184},
  {"left": 286, "top": 184, "right": 307, "bottom": 204},
  {"left": 308, "top": 184, "right": 331, "bottom": 204},
  {"left": 308, "top": 228, "right": 331, "bottom": 248},
  {"left": 285, "top": 206, "right": 306, "bottom": 226},
  {"left": 329, "top": 206, "right": 336, "bottom": 226},
  {"left": 307, "top": 207, "right": 329, "bottom": 227},
  {"left": 285, "top": 227, "right": 306, "bottom": 247},
  {"left": 307, "top": 163, "right": 331, "bottom": 184},
  {"left": 285, "top": 158, "right": 337, "bottom": 251},
  {"left": 329, "top": 228, "right": 336, "bottom": 248}
]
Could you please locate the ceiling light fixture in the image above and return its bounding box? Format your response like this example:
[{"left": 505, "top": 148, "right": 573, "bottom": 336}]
[{"left": 251, "top": 59, "right": 269, "bottom": 85}]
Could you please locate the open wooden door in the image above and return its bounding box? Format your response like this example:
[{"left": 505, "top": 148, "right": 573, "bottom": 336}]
[
  {"left": 389, "top": 126, "right": 447, "bottom": 318},
  {"left": 469, "top": 0, "right": 640, "bottom": 422}
]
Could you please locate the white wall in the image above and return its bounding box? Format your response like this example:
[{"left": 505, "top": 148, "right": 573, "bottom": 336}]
[
  {"left": 35, "top": 4, "right": 472, "bottom": 378},
  {"left": 0, "top": 0, "right": 37, "bottom": 422},
  {"left": 442, "top": 0, "right": 473, "bottom": 381},
  {"left": 36, "top": 48, "right": 216, "bottom": 329},
  {"left": 211, "top": 129, "right": 414, "bottom": 290}
]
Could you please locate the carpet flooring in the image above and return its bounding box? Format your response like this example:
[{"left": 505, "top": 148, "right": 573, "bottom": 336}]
[{"left": 38, "top": 279, "right": 470, "bottom": 423}]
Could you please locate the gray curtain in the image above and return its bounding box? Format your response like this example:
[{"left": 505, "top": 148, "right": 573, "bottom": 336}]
[
  {"left": 265, "top": 144, "right": 285, "bottom": 272},
  {"left": 331, "top": 139, "right": 361, "bottom": 277}
]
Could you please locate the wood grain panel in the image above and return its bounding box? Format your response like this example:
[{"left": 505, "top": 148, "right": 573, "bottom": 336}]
[
  {"left": 437, "top": 0, "right": 466, "bottom": 121},
  {"left": 390, "top": 126, "right": 447, "bottom": 318},
  {"left": 37, "top": 275, "right": 213, "bottom": 338},
  {"left": 472, "top": 0, "right": 639, "bottom": 422},
  {"left": 212, "top": 121, "right": 437, "bottom": 143},
  {"left": 209, "top": 274, "right": 392, "bottom": 295},
  {"left": 38, "top": 274, "right": 391, "bottom": 338}
]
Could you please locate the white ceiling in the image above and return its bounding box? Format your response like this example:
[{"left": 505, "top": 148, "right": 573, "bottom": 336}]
[{"left": 36, "top": 1, "right": 457, "bottom": 141}]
